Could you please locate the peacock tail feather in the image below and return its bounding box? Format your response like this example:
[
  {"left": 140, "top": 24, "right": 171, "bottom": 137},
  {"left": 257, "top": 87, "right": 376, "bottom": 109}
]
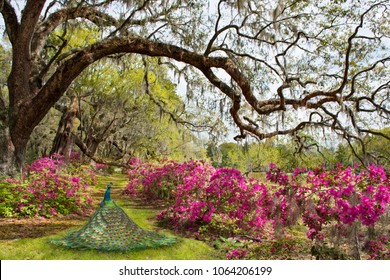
[{"left": 51, "top": 184, "right": 175, "bottom": 251}]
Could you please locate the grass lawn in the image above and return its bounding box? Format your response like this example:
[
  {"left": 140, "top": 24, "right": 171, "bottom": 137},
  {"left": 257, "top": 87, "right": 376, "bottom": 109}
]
[{"left": 0, "top": 173, "right": 222, "bottom": 260}]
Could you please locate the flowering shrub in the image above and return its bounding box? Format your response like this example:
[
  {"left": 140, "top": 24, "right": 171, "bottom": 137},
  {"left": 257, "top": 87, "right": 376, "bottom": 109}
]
[
  {"left": 94, "top": 163, "right": 109, "bottom": 173},
  {"left": 28, "top": 154, "right": 65, "bottom": 173},
  {"left": 366, "top": 235, "right": 390, "bottom": 260},
  {"left": 124, "top": 158, "right": 390, "bottom": 259},
  {"left": 69, "top": 152, "right": 81, "bottom": 162},
  {"left": 226, "top": 248, "right": 249, "bottom": 260},
  {"left": 124, "top": 158, "right": 209, "bottom": 202},
  {"left": 125, "top": 158, "right": 272, "bottom": 238},
  {"left": 214, "top": 233, "right": 311, "bottom": 260},
  {"left": 142, "top": 159, "right": 200, "bottom": 202},
  {"left": 123, "top": 157, "right": 157, "bottom": 197},
  {"left": 156, "top": 163, "right": 215, "bottom": 231},
  {"left": 0, "top": 155, "right": 94, "bottom": 218},
  {"left": 198, "top": 168, "right": 271, "bottom": 238},
  {"left": 266, "top": 163, "right": 390, "bottom": 259}
]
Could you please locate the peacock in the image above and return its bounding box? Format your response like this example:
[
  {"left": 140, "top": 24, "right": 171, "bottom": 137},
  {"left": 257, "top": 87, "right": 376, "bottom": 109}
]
[{"left": 51, "top": 183, "right": 175, "bottom": 251}]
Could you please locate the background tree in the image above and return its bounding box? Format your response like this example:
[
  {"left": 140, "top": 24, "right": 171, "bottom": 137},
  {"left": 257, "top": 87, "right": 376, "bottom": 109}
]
[
  {"left": 0, "top": 44, "right": 12, "bottom": 172},
  {"left": 0, "top": 0, "right": 389, "bottom": 174},
  {"left": 208, "top": 136, "right": 340, "bottom": 174},
  {"left": 28, "top": 53, "right": 210, "bottom": 164},
  {"left": 68, "top": 56, "right": 208, "bottom": 163},
  {"left": 362, "top": 128, "right": 390, "bottom": 165}
]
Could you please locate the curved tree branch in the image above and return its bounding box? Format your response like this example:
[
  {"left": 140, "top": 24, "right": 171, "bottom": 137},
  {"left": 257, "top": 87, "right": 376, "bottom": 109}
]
[{"left": 32, "top": 6, "right": 120, "bottom": 55}]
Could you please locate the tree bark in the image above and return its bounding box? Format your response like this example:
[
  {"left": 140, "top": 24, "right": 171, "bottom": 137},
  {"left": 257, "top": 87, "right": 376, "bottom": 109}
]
[
  {"left": 50, "top": 96, "right": 79, "bottom": 160},
  {"left": 0, "top": 123, "right": 16, "bottom": 175},
  {"left": 84, "top": 136, "right": 100, "bottom": 158},
  {"left": 1, "top": 1, "right": 46, "bottom": 172}
]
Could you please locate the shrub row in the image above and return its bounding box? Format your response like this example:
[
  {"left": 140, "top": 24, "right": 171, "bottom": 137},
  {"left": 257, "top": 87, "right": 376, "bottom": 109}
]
[{"left": 124, "top": 158, "right": 390, "bottom": 259}]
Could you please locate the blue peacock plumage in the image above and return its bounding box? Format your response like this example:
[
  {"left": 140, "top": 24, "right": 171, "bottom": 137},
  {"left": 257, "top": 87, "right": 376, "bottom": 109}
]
[{"left": 51, "top": 183, "right": 175, "bottom": 251}]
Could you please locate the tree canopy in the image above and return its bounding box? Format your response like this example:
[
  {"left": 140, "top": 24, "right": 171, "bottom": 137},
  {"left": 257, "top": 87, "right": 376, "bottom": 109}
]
[{"left": 0, "top": 0, "right": 389, "bottom": 173}]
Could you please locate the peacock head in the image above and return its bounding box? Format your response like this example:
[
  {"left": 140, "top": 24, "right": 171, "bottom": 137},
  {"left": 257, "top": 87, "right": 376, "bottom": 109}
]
[{"left": 107, "top": 182, "right": 112, "bottom": 189}]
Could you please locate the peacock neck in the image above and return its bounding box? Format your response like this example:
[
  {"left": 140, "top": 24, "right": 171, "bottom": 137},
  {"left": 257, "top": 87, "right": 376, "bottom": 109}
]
[{"left": 103, "top": 188, "right": 111, "bottom": 202}]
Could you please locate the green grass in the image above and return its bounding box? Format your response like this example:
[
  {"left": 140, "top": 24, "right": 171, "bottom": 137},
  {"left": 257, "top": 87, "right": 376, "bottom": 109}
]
[
  {"left": 0, "top": 233, "right": 219, "bottom": 260},
  {"left": 0, "top": 172, "right": 222, "bottom": 260},
  {"left": 96, "top": 172, "right": 129, "bottom": 190}
]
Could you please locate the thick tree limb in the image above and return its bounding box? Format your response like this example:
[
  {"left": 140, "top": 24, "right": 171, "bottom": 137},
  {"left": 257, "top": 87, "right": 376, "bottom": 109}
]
[
  {"left": 18, "top": 26, "right": 388, "bottom": 146},
  {"left": 73, "top": 132, "right": 130, "bottom": 168},
  {"left": 32, "top": 6, "right": 120, "bottom": 56},
  {"left": 19, "top": 0, "right": 46, "bottom": 51},
  {"left": 1, "top": 0, "right": 19, "bottom": 44}
]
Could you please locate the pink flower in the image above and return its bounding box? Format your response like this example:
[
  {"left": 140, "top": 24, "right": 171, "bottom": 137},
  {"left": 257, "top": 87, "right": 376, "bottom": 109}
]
[
  {"left": 49, "top": 208, "right": 57, "bottom": 216},
  {"left": 72, "top": 177, "right": 80, "bottom": 184},
  {"left": 226, "top": 249, "right": 248, "bottom": 260}
]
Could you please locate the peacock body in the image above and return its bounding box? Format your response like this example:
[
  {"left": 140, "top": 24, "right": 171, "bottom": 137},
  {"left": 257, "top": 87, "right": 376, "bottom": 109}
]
[{"left": 51, "top": 183, "right": 175, "bottom": 251}]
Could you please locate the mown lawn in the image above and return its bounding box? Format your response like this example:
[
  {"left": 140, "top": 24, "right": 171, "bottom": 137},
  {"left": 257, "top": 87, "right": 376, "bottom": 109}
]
[{"left": 0, "top": 173, "right": 222, "bottom": 260}]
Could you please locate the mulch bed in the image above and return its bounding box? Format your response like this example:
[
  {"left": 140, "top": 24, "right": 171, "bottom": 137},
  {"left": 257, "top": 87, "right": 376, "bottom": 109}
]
[{"left": 0, "top": 216, "right": 87, "bottom": 240}]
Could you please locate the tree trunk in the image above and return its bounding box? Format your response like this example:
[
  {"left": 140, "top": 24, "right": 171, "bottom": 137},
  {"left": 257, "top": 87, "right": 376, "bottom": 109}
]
[{"left": 50, "top": 96, "right": 79, "bottom": 160}]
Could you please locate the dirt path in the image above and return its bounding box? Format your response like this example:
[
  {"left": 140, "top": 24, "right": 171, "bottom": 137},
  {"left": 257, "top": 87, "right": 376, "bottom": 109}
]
[{"left": 0, "top": 217, "right": 86, "bottom": 240}]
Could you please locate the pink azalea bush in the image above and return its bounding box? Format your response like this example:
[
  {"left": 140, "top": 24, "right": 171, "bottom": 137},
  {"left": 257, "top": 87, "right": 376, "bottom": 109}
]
[
  {"left": 0, "top": 155, "right": 94, "bottom": 218},
  {"left": 123, "top": 157, "right": 160, "bottom": 197},
  {"left": 94, "top": 163, "right": 109, "bottom": 173},
  {"left": 198, "top": 168, "right": 271, "bottom": 238},
  {"left": 266, "top": 163, "right": 390, "bottom": 259},
  {"left": 125, "top": 158, "right": 273, "bottom": 238},
  {"left": 156, "top": 163, "right": 215, "bottom": 231},
  {"left": 124, "top": 158, "right": 209, "bottom": 202},
  {"left": 124, "top": 158, "right": 390, "bottom": 259}
]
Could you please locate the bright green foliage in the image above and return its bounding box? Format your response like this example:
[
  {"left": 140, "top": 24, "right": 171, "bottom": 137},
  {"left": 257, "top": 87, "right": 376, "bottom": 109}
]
[
  {"left": 0, "top": 44, "right": 11, "bottom": 89},
  {"left": 208, "top": 137, "right": 340, "bottom": 173},
  {"left": 363, "top": 128, "right": 390, "bottom": 166}
]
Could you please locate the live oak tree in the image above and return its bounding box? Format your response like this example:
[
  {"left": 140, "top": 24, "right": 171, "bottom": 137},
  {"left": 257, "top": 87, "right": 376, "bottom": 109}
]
[{"left": 0, "top": 0, "right": 389, "bottom": 174}]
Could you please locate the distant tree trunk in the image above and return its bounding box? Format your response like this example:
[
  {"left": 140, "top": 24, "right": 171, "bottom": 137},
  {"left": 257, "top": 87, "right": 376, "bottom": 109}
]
[
  {"left": 0, "top": 124, "right": 16, "bottom": 174},
  {"left": 50, "top": 96, "right": 79, "bottom": 160},
  {"left": 73, "top": 132, "right": 103, "bottom": 162},
  {"left": 0, "top": 90, "right": 16, "bottom": 174},
  {"left": 85, "top": 136, "right": 100, "bottom": 158}
]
